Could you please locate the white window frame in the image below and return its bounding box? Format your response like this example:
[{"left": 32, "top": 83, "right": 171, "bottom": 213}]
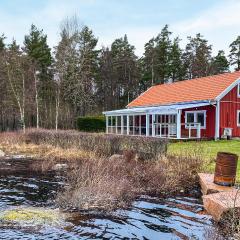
[
  {"left": 238, "top": 83, "right": 240, "bottom": 98},
  {"left": 185, "top": 110, "right": 207, "bottom": 129},
  {"left": 237, "top": 110, "right": 240, "bottom": 127}
]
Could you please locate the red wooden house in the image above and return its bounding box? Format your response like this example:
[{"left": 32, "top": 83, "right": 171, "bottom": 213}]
[{"left": 103, "top": 71, "right": 240, "bottom": 140}]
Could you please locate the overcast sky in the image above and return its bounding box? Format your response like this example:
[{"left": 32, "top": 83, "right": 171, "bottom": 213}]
[{"left": 0, "top": 0, "right": 240, "bottom": 56}]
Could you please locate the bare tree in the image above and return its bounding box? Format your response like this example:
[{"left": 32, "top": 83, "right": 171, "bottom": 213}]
[{"left": 4, "top": 48, "right": 27, "bottom": 132}]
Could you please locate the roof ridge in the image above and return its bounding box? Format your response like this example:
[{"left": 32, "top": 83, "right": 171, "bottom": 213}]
[
  {"left": 153, "top": 71, "right": 240, "bottom": 88},
  {"left": 128, "top": 70, "right": 240, "bottom": 108}
]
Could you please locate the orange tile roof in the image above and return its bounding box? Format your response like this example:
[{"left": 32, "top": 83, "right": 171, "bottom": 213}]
[{"left": 128, "top": 71, "right": 240, "bottom": 108}]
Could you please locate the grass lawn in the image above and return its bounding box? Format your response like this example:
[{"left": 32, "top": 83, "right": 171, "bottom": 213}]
[{"left": 168, "top": 140, "right": 240, "bottom": 182}]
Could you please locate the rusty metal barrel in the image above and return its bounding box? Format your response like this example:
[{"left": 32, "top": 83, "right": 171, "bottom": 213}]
[{"left": 214, "top": 152, "right": 238, "bottom": 186}]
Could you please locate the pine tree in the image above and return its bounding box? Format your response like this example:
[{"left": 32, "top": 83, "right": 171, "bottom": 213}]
[
  {"left": 168, "top": 37, "right": 185, "bottom": 82},
  {"left": 229, "top": 36, "right": 240, "bottom": 71},
  {"left": 183, "top": 33, "right": 212, "bottom": 79},
  {"left": 111, "top": 34, "right": 139, "bottom": 107},
  {"left": 211, "top": 50, "right": 229, "bottom": 74},
  {"left": 8, "top": 39, "right": 19, "bottom": 52},
  {"left": 24, "top": 24, "right": 54, "bottom": 128},
  {"left": 154, "top": 25, "right": 172, "bottom": 83},
  {"left": 0, "top": 34, "right": 6, "bottom": 51},
  {"left": 73, "top": 25, "right": 98, "bottom": 115},
  {"left": 96, "top": 47, "right": 114, "bottom": 110},
  {"left": 143, "top": 38, "right": 156, "bottom": 86},
  {"left": 24, "top": 24, "right": 52, "bottom": 67},
  {"left": 55, "top": 21, "right": 99, "bottom": 117}
]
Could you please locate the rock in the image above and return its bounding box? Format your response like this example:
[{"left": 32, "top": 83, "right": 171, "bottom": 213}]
[
  {"left": 0, "top": 207, "right": 66, "bottom": 226},
  {"left": 52, "top": 163, "right": 69, "bottom": 171},
  {"left": 198, "top": 173, "right": 234, "bottom": 195},
  {"left": 203, "top": 190, "right": 240, "bottom": 221},
  {"left": 0, "top": 150, "right": 5, "bottom": 157},
  {"left": 109, "top": 154, "right": 124, "bottom": 161}
]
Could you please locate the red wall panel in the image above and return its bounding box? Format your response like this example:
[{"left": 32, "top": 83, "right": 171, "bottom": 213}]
[
  {"left": 181, "top": 105, "right": 216, "bottom": 138},
  {"left": 220, "top": 85, "right": 240, "bottom": 137}
]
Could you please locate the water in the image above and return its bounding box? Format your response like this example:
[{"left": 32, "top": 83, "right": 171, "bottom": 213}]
[{"left": 0, "top": 173, "right": 216, "bottom": 240}]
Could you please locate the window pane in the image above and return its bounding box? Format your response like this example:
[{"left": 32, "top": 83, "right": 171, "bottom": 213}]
[
  {"left": 123, "top": 116, "right": 127, "bottom": 126},
  {"left": 238, "top": 111, "right": 240, "bottom": 124},
  {"left": 197, "top": 113, "right": 205, "bottom": 127},
  {"left": 187, "top": 113, "right": 194, "bottom": 123}
]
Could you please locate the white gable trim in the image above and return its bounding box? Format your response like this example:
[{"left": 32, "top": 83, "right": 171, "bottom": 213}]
[
  {"left": 238, "top": 83, "right": 240, "bottom": 98},
  {"left": 216, "top": 78, "right": 240, "bottom": 101}
]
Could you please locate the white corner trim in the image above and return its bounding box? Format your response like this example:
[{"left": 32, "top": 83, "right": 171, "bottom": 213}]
[
  {"left": 185, "top": 110, "right": 207, "bottom": 129},
  {"left": 216, "top": 78, "right": 240, "bottom": 101},
  {"left": 215, "top": 100, "right": 220, "bottom": 140},
  {"left": 238, "top": 83, "right": 240, "bottom": 98},
  {"left": 237, "top": 110, "right": 240, "bottom": 127}
]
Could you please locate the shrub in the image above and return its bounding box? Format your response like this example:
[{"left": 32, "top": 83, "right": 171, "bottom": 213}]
[
  {"left": 76, "top": 116, "right": 105, "bottom": 132},
  {"left": 56, "top": 153, "right": 203, "bottom": 211},
  {"left": 25, "top": 128, "right": 168, "bottom": 158}
]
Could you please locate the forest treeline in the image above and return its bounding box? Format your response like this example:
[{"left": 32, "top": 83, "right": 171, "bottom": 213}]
[{"left": 0, "top": 17, "right": 239, "bottom": 131}]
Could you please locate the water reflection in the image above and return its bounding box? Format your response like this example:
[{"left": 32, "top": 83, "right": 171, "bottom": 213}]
[{"left": 0, "top": 174, "right": 214, "bottom": 239}]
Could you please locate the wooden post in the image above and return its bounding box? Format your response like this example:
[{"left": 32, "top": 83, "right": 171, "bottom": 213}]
[
  {"left": 146, "top": 114, "right": 149, "bottom": 136},
  {"left": 127, "top": 115, "right": 130, "bottom": 135},
  {"left": 176, "top": 110, "right": 181, "bottom": 139},
  {"left": 106, "top": 116, "right": 109, "bottom": 134},
  {"left": 116, "top": 116, "right": 118, "bottom": 134},
  {"left": 139, "top": 115, "right": 141, "bottom": 136},
  {"left": 133, "top": 115, "right": 135, "bottom": 135},
  {"left": 197, "top": 123, "right": 201, "bottom": 138},
  {"left": 152, "top": 114, "right": 155, "bottom": 137},
  {"left": 121, "top": 115, "right": 124, "bottom": 135}
]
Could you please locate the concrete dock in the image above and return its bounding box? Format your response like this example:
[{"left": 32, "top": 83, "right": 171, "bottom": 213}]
[{"left": 198, "top": 173, "right": 240, "bottom": 221}]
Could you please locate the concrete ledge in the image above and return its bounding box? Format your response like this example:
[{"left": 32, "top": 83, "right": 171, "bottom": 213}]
[
  {"left": 198, "top": 173, "right": 234, "bottom": 195},
  {"left": 203, "top": 190, "right": 240, "bottom": 221}
]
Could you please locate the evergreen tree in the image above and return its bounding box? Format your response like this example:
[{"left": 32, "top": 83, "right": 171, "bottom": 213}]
[
  {"left": 229, "top": 36, "right": 240, "bottom": 71},
  {"left": 142, "top": 25, "right": 187, "bottom": 86},
  {"left": 211, "top": 50, "right": 229, "bottom": 74},
  {"left": 183, "top": 33, "right": 212, "bottom": 79},
  {"left": 24, "top": 24, "right": 54, "bottom": 128},
  {"left": 143, "top": 38, "right": 156, "bottom": 86},
  {"left": 0, "top": 34, "right": 6, "bottom": 51},
  {"left": 8, "top": 39, "right": 20, "bottom": 52},
  {"left": 73, "top": 25, "right": 99, "bottom": 115},
  {"left": 168, "top": 37, "right": 185, "bottom": 82},
  {"left": 154, "top": 25, "right": 172, "bottom": 83},
  {"left": 55, "top": 21, "right": 99, "bottom": 117},
  {"left": 95, "top": 47, "right": 114, "bottom": 110},
  {"left": 24, "top": 24, "right": 52, "bottom": 67},
  {"left": 111, "top": 34, "right": 139, "bottom": 107}
]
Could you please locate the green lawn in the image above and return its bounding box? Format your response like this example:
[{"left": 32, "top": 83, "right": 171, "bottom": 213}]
[{"left": 168, "top": 140, "right": 240, "bottom": 182}]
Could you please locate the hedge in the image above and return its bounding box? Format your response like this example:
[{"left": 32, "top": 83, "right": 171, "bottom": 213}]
[
  {"left": 76, "top": 116, "right": 106, "bottom": 132},
  {"left": 25, "top": 128, "right": 168, "bottom": 159}
]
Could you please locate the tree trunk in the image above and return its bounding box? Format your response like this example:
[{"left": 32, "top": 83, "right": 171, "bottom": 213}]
[{"left": 33, "top": 72, "right": 39, "bottom": 129}]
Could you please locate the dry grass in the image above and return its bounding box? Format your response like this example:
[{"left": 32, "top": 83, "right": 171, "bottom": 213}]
[
  {"left": 0, "top": 129, "right": 202, "bottom": 212},
  {"left": 56, "top": 153, "right": 203, "bottom": 211},
  {"left": 0, "top": 131, "right": 96, "bottom": 172},
  {"left": 25, "top": 128, "right": 167, "bottom": 159}
]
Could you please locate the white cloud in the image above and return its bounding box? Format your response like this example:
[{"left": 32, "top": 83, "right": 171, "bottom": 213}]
[
  {"left": 0, "top": 0, "right": 239, "bottom": 57},
  {"left": 172, "top": 0, "right": 240, "bottom": 54}
]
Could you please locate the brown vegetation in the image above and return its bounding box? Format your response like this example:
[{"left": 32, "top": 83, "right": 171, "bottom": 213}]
[
  {"left": 25, "top": 128, "right": 167, "bottom": 159},
  {"left": 56, "top": 152, "right": 203, "bottom": 211},
  {"left": 0, "top": 129, "right": 203, "bottom": 212}
]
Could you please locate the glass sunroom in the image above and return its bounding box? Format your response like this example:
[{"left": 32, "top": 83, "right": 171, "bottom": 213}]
[{"left": 103, "top": 101, "right": 211, "bottom": 139}]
